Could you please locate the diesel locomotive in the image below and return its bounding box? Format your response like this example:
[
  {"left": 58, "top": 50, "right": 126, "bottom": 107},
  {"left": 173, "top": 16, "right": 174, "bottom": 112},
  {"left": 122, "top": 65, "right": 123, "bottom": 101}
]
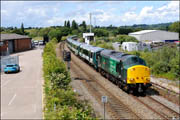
[{"left": 66, "top": 36, "right": 151, "bottom": 93}]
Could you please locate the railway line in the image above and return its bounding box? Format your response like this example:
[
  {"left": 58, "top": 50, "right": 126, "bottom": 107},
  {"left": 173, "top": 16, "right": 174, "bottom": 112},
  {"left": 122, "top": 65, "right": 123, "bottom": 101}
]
[
  {"left": 150, "top": 82, "right": 180, "bottom": 106},
  {"left": 131, "top": 95, "right": 179, "bottom": 119},
  {"left": 59, "top": 42, "right": 140, "bottom": 119},
  {"left": 58, "top": 41, "right": 179, "bottom": 119}
]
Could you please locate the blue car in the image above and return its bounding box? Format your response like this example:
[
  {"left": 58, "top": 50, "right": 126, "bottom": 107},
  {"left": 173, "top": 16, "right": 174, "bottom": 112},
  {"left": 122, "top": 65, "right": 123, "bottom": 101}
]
[{"left": 4, "top": 64, "right": 20, "bottom": 73}]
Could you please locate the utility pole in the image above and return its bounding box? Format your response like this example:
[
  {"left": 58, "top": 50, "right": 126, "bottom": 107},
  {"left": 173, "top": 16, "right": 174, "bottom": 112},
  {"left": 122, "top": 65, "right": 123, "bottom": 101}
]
[
  {"left": 90, "top": 13, "right": 92, "bottom": 33},
  {"left": 94, "top": 17, "right": 95, "bottom": 27}
]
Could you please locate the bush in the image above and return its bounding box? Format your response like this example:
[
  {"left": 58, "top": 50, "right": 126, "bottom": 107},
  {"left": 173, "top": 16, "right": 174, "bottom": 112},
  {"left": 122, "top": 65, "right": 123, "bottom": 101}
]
[
  {"left": 113, "top": 35, "right": 138, "bottom": 44},
  {"left": 43, "top": 38, "right": 94, "bottom": 119},
  {"left": 128, "top": 46, "right": 179, "bottom": 80}
]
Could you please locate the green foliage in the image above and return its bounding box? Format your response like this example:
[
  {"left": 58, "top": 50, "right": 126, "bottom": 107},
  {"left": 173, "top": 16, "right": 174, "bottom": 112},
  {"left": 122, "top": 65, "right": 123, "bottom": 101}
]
[
  {"left": 129, "top": 46, "right": 179, "bottom": 80},
  {"left": 48, "top": 29, "right": 63, "bottom": 42},
  {"left": 43, "top": 39, "right": 94, "bottom": 119},
  {"left": 117, "top": 27, "right": 133, "bottom": 35},
  {"left": 113, "top": 35, "right": 138, "bottom": 44},
  {"left": 67, "top": 20, "right": 71, "bottom": 28},
  {"left": 72, "top": 30, "right": 79, "bottom": 35},
  {"left": 64, "top": 21, "right": 67, "bottom": 27},
  {"left": 96, "top": 42, "right": 114, "bottom": 50},
  {"left": 169, "top": 21, "right": 180, "bottom": 33},
  {"left": 79, "top": 21, "right": 87, "bottom": 32},
  {"left": 21, "top": 23, "right": 25, "bottom": 34},
  {"left": 94, "top": 28, "right": 109, "bottom": 37},
  {"left": 72, "top": 20, "right": 78, "bottom": 30}
]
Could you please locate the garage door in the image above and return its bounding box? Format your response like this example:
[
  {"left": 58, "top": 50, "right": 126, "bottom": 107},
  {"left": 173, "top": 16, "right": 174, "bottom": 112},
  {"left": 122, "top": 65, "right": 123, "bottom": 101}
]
[{"left": 8, "top": 40, "right": 14, "bottom": 54}]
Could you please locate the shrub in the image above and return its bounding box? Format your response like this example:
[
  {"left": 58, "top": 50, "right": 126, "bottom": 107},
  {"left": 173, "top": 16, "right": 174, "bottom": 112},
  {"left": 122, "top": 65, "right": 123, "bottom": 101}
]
[
  {"left": 128, "top": 46, "right": 179, "bottom": 80},
  {"left": 43, "top": 38, "right": 94, "bottom": 119}
]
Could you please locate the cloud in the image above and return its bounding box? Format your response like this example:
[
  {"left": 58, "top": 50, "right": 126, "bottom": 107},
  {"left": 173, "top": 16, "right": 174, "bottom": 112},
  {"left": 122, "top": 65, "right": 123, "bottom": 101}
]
[
  {"left": 1, "top": 1, "right": 179, "bottom": 27},
  {"left": 27, "top": 8, "right": 47, "bottom": 17},
  {"left": 47, "top": 17, "right": 65, "bottom": 26},
  {"left": 121, "top": 1, "right": 179, "bottom": 24}
]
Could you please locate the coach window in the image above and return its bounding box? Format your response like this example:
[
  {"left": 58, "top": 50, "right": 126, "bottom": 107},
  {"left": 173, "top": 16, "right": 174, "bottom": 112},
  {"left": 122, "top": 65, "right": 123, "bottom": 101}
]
[{"left": 90, "top": 52, "right": 93, "bottom": 58}]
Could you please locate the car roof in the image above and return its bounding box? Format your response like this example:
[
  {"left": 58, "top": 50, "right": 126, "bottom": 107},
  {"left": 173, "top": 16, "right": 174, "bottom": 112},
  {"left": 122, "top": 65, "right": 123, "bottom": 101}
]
[{"left": 6, "top": 64, "right": 17, "bottom": 66}]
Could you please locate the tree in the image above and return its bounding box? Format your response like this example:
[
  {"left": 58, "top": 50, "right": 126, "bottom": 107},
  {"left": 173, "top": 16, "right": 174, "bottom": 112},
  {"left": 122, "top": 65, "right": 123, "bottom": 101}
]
[
  {"left": 81, "top": 21, "right": 87, "bottom": 32},
  {"left": 64, "top": 21, "right": 67, "bottom": 27},
  {"left": 72, "top": 20, "right": 78, "bottom": 30},
  {"left": 94, "top": 28, "right": 109, "bottom": 37},
  {"left": 48, "top": 28, "right": 62, "bottom": 42},
  {"left": 67, "top": 20, "right": 70, "bottom": 28},
  {"left": 117, "top": 27, "right": 133, "bottom": 35},
  {"left": 169, "top": 21, "right": 180, "bottom": 33},
  {"left": 21, "top": 23, "right": 25, "bottom": 35},
  {"left": 11, "top": 27, "right": 22, "bottom": 34}
]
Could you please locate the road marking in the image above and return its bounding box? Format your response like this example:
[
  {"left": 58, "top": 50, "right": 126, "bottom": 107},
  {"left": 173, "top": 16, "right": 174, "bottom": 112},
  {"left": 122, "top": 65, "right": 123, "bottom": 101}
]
[
  {"left": 8, "top": 94, "right": 16, "bottom": 106},
  {"left": 2, "top": 80, "right": 11, "bottom": 87},
  {"left": 33, "top": 104, "right": 37, "bottom": 113}
]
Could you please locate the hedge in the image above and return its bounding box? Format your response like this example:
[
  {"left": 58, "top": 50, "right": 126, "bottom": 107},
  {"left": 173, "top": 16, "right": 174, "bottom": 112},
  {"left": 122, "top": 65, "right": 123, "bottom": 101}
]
[{"left": 43, "top": 38, "right": 95, "bottom": 119}]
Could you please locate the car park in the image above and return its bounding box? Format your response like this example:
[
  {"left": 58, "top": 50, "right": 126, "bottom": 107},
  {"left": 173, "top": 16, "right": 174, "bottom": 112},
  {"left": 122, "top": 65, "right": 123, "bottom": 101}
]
[
  {"left": 4, "top": 64, "right": 20, "bottom": 73},
  {"left": 34, "top": 40, "right": 39, "bottom": 46},
  {"left": 38, "top": 40, "right": 44, "bottom": 45}
]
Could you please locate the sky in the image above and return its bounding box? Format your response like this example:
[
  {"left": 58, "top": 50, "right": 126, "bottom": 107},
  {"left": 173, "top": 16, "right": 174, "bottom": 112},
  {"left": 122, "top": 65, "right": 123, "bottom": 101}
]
[{"left": 1, "top": 1, "right": 179, "bottom": 28}]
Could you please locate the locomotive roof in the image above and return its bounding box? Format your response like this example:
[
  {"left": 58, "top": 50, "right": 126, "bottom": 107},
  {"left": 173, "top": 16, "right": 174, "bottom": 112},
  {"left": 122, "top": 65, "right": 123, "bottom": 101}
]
[{"left": 100, "top": 49, "right": 130, "bottom": 61}]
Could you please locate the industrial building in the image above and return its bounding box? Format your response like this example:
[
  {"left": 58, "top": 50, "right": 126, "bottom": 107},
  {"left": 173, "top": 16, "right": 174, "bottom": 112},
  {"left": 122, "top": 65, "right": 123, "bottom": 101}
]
[
  {"left": 0, "top": 33, "right": 32, "bottom": 55},
  {"left": 128, "top": 30, "right": 179, "bottom": 42}
]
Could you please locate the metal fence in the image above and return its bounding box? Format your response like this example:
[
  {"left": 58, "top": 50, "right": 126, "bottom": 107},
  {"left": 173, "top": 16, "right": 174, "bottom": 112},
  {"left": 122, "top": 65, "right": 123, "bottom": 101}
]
[{"left": 0, "top": 55, "right": 19, "bottom": 72}]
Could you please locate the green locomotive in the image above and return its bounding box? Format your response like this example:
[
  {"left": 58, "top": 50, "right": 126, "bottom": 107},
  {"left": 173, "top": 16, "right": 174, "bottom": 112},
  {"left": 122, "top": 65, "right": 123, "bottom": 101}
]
[{"left": 66, "top": 37, "right": 151, "bottom": 93}]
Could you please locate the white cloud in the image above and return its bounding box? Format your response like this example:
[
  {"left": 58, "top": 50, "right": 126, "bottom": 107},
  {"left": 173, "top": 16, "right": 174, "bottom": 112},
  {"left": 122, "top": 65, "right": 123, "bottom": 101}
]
[
  {"left": 47, "top": 17, "right": 65, "bottom": 26},
  {"left": 1, "top": 10, "right": 8, "bottom": 16},
  {"left": 122, "top": 1, "right": 179, "bottom": 24},
  {"left": 27, "top": 8, "right": 47, "bottom": 17},
  {"left": 1, "top": 1, "right": 179, "bottom": 27}
]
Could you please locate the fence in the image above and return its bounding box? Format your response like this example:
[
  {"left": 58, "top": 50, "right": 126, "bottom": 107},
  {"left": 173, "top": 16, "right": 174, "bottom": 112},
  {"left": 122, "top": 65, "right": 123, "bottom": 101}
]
[{"left": 0, "top": 55, "right": 19, "bottom": 72}]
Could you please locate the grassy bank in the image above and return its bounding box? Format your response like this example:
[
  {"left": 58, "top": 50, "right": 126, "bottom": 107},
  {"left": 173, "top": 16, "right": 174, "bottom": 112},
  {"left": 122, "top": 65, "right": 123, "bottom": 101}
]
[
  {"left": 43, "top": 38, "right": 95, "bottom": 119},
  {"left": 128, "top": 46, "right": 179, "bottom": 81}
]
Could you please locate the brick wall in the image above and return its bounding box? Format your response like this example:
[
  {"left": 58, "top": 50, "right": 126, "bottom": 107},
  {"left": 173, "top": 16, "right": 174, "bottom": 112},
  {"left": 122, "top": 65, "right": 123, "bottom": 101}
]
[
  {"left": 14, "top": 38, "right": 31, "bottom": 52},
  {"left": 0, "top": 41, "right": 8, "bottom": 52}
]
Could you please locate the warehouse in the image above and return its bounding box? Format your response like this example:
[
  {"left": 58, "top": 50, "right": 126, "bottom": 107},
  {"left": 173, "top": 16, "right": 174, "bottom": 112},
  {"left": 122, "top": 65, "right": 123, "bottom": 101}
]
[
  {"left": 0, "top": 33, "right": 32, "bottom": 55},
  {"left": 128, "top": 30, "right": 179, "bottom": 42}
]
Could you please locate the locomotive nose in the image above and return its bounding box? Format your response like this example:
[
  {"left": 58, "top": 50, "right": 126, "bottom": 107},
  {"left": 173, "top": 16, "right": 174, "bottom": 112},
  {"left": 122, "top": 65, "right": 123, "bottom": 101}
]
[{"left": 127, "top": 65, "right": 150, "bottom": 84}]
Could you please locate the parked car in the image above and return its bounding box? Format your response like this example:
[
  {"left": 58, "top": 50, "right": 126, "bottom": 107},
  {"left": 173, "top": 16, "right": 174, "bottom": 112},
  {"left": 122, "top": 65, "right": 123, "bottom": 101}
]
[
  {"left": 4, "top": 64, "right": 20, "bottom": 73},
  {"left": 34, "top": 40, "right": 39, "bottom": 46},
  {"left": 38, "top": 40, "right": 44, "bottom": 45}
]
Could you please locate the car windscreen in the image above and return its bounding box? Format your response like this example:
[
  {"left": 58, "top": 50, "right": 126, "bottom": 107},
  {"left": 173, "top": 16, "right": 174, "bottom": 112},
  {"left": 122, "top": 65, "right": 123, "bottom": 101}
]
[{"left": 7, "top": 65, "right": 14, "bottom": 67}]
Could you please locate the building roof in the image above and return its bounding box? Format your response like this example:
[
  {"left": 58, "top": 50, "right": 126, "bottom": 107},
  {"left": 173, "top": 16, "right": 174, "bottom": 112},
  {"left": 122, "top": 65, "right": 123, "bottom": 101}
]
[
  {"left": 129, "top": 30, "right": 157, "bottom": 35},
  {"left": 0, "top": 33, "right": 30, "bottom": 41}
]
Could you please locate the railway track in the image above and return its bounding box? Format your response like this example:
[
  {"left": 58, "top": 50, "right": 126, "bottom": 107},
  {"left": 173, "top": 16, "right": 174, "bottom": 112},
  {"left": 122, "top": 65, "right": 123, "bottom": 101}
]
[
  {"left": 131, "top": 95, "right": 180, "bottom": 120},
  {"left": 150, "top": 82, "right": 180, "bottom": 106},
  {"left": 59, "top": 42, "right": 141, "bottom": 119},
  {"left": 59, "top": 42, "right": 179, "bottom": 119}
]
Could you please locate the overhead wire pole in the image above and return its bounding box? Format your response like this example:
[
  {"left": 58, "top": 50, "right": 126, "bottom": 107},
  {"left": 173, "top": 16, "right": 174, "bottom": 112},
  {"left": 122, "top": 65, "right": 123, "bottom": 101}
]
[{"left": 90, "top": 13, "right": 92, "bottom": 33}]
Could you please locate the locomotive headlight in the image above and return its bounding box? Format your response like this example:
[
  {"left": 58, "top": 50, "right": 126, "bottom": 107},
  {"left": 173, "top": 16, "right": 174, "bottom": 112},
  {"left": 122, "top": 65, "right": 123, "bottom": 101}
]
[
  {"left": 146, "top": 78, "right": 150, "bottom": 81},
  {"left": 130, "top": 78, "right": 134, "bottom": 81}
]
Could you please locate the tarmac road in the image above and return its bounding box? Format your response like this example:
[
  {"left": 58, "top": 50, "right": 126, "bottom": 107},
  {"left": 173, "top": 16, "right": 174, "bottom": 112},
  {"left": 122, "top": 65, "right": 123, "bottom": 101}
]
[{"left": 1, "top": 48, "right": 43, "bottom": 119}]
